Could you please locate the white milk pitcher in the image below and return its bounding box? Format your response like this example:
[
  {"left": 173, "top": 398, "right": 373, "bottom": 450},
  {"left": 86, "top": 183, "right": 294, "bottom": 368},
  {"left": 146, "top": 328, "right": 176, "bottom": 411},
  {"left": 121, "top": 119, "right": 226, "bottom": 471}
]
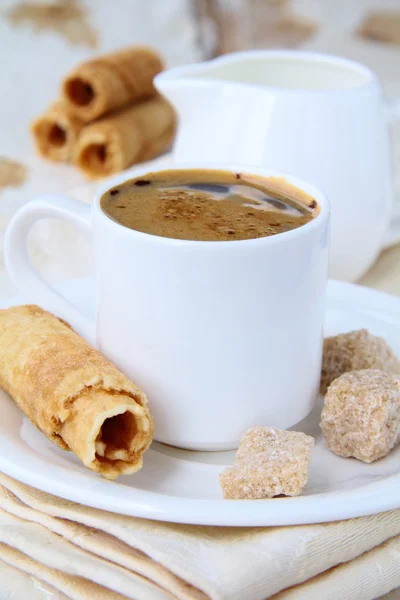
[{"left": 155, "top": 50, "right": 400, "bottom": 282}]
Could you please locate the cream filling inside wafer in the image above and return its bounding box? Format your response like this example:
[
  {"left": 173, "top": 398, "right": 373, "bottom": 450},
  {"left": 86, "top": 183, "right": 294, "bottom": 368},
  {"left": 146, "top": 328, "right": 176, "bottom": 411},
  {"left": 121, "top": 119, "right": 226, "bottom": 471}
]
[
  {"left": 34, "top": 119, "right": 68, "bottom": 153},
  {"left": 65, "top": 77, "right": 95, "bottom": 107},
  {"left": 60, "top": 390, "right": 150, "bottom": 478},
  {"left": 79, "top": 142, "right": 108, "bottom": 174},
  {"left": 94, "top": 403, "right": 149, "bottom": 461},
  {"left": 48, "top": 124, "right": 67, "bottom": 147}
]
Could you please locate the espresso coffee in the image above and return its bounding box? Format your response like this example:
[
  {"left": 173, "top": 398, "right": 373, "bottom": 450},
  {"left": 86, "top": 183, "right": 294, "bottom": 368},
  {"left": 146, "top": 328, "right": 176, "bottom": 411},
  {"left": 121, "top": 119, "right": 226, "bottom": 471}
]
[{"left": 101, "top": 169, "right": 317, "bottom": 241}]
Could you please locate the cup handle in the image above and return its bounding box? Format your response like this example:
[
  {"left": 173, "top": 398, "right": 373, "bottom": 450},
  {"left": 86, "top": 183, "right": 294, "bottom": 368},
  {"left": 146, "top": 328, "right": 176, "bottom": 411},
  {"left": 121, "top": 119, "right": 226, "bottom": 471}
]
[{"left": 4, "top": 195, "right": 95, "bottom": 343}]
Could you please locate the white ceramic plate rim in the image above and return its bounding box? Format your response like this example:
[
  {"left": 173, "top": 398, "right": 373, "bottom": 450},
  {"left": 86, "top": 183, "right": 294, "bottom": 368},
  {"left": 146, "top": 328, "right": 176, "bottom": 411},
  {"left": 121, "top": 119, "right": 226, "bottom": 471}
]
[{"left": 1, "top": 279, "right": 400, "bottom": 526}]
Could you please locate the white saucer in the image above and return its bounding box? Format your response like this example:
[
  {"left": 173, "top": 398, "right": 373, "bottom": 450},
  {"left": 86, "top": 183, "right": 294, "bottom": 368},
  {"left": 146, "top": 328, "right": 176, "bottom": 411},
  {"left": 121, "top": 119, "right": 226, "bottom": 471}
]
[{"left": 1, "top": 277, "right": 400, "bottom": 526}]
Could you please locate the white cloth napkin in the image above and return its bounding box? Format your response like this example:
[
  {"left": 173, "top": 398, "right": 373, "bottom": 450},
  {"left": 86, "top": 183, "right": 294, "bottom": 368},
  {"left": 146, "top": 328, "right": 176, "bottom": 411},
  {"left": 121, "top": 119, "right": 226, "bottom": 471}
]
[{"left": 0, "top": 472, "right": 400, "bottom": 600}]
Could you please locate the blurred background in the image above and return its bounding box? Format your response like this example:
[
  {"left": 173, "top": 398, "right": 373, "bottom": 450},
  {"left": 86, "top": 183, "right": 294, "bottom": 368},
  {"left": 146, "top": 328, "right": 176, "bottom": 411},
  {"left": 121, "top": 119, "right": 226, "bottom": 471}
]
[{"left": 1, "top": 0, "right": 400, "bottom": 289}]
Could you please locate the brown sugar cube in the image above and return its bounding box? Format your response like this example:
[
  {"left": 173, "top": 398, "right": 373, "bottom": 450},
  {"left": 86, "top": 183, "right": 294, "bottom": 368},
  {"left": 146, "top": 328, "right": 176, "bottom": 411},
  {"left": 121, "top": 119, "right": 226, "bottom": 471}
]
[
  {"left": 320, "top": 329, "right": 400, "bottom": 394},
  {"left": 220, "top": 427, "right": 314, "bottom": 499},
  {"left": 320, "top": 369, "right": 400, "bottom": 463}
]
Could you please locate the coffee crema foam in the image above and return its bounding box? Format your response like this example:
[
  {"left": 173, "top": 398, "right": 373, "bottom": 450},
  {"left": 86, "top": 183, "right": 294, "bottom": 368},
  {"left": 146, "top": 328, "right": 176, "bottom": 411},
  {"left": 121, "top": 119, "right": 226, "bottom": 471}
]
[{"left": 101, "top": 169, "right": 318, "bottom": 242}]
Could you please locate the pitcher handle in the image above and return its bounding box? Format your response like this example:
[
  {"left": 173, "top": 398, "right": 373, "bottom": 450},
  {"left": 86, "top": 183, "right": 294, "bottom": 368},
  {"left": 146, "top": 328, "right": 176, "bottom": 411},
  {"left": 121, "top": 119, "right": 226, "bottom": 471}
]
[{"left": 383, "top": 100, "right": 400, "bottom": 248}]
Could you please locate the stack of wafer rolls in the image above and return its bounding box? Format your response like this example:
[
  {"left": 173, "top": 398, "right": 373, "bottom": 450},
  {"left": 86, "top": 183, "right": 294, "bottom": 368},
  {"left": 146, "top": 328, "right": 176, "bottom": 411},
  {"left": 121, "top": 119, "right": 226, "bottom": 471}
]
[
  {"left": 0, "top": 305, "right": 154, "bottom": 479},
  {"left": 31, "top": 46, "right": 175, "bottom": 177}
]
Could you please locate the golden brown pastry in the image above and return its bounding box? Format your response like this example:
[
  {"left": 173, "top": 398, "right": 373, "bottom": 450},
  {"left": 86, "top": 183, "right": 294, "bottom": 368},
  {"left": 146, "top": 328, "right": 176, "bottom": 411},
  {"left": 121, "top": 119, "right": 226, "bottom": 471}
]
[
  {"left": 31, "top": 102, "right": 83, "bottom": 161},
  {"left": 0, "top": 305, "right": 153, "bottom": 480},
  {"left": 62, "top": 46, "right": 164, "bottom": 122},
  {"left": 74, "top": 95, "right": 175, "bottom": 178}
]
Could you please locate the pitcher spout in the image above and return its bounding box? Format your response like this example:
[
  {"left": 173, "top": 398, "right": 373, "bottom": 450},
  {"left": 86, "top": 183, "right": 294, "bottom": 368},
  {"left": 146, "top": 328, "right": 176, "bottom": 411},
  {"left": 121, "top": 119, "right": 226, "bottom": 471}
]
[
  {"left": 155, "top": 64, "right": 217, "bottom": 119},
  {"left": 154, "top": 52, "right": 273, "bottom": 166}
]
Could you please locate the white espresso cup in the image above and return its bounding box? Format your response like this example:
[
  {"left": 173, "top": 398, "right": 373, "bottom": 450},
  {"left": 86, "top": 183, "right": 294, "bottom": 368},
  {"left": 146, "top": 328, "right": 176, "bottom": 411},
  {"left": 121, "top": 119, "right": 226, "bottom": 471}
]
[{"left": 5, "top": 163, "right": 329, "bottom": 450}]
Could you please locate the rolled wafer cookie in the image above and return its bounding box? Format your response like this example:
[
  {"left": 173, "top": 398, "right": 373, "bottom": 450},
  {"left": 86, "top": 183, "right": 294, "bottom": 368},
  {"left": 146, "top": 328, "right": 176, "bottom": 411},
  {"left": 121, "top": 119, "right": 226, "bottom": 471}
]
[
  {"left": 31, "top": 102, "right": 84, "bottom": 161},
  {"left": 74, "top": 95, "right": 176, "bottom": 178},
  {"left": 0, "top": 305, "right": 153, "bottom": 480},
  {"left": 62, "top": 46, "right": 164, "bottom": 121}
]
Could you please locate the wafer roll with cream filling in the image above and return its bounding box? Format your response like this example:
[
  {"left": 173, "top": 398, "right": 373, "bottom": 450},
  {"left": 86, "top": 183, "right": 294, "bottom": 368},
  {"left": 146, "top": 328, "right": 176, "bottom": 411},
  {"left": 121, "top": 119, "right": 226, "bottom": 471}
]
[
  {"left": 62, "top": 46, "right": 164, "bottom": 121},
  {"left": 74, "top": 95, "right": 175, "bottom": 177},
  {"left": 0, "top": 305, "right": 153, "bottom": 480},
  {"left": 31, "top": 102, "right": 84, "bottom": 161}
]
